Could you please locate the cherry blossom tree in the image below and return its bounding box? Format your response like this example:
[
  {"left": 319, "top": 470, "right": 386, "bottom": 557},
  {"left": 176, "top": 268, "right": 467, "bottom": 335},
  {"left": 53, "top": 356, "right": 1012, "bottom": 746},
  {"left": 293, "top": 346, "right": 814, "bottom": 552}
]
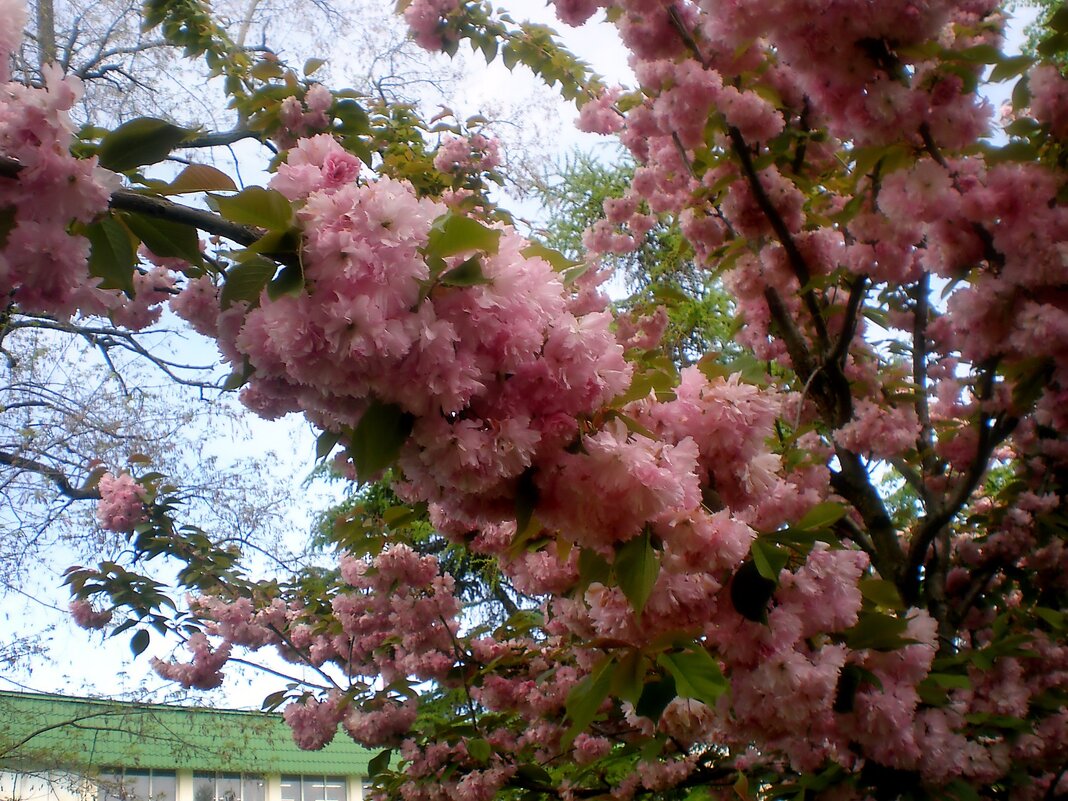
[{"left": 4, "top": 0, "right": 1068, "bottom": 798}]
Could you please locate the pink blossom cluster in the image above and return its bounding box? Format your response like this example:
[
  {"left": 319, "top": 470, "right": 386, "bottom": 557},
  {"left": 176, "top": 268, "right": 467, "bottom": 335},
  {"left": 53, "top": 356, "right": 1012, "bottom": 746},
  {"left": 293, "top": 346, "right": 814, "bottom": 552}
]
[
  {"left": 95, "top": 471, "right": 148, "bottom": 533},
  {"left": 213, "top": 136, "right": 633, "bottom": 540},
  {"left": 402, "top": 0, "right": 460, "bottom": 51},
  {"left": 275, "top": 85, "right": 333, "bottom": 149},
  {"left": 151, "top": 632, "right": 231, "bottom": 690},
  {"left": 433, "top": 134, "right": 501, "bottom": 175},
  {"left": 157, "top": 546, "right": 461, "bottom": 749},
  {"left": 1029, "top": 66, "right": 1068, "bottom": 139},
  {"left": 0, "top": 0, "right": 25, "bottom": 82},
  {"left": 575, "top": 87, "right": 624, "bottom": 135},
  {"left": 69, "top": 598, "right": 112, "bottom": 629},
  {"left": 0, "top": 69, "right": 113, "bottom": 317}
]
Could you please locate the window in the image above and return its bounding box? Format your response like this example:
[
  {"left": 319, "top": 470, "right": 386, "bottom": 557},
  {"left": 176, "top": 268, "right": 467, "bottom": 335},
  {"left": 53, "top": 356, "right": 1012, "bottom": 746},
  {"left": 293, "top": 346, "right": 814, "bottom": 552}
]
[
  {"left": 97, "top": 771, "right": 176, "bottom": 801},
  {"left": 280, "top": 776, "right": 347, "bottom": 801},
  {"left": 193, "top": 773, "right": 264, "bottom": 801}
]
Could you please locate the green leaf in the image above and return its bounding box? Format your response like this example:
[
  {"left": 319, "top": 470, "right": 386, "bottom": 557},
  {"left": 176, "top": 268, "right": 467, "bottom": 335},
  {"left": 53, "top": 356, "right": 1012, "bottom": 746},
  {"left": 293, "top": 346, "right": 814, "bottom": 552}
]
[
  {"left": 304, "top": 58, "right": 327, "bottom": 75},
  {"left": 98, "top": 118, "right": 193, "bottom": 172},
  {"left": 988, "top": 55, "right": 1033, "bottom": 83},
  {"left": 334, "top": 100, "right": 369, "bottom": 138},
  {"left": 382, "top": 503, "right": 427, "bottom": 530},
  {"left": 367, "top": 749, "right": 392, "bottom": 777},
  {"left": 750, "top": 540, "right": 789, "bottom": 581},
  {"left": 130, "top": 628, "right": 150, "bottom": 657},
  {"left": 795, "top": 501, "right": 847, "bottom": 530},
  {"left": 149, "top": 163, "right": 237, "bottom": 194},
  {"left": 520, "top": 241, "right": 581, "bottom": 271},
  {"left": 86, "top": 216, "right": 137, "bottom": 294},
  {"left": 211, "top": 187, "right": 294, "bottom": 230},
  {"left": 425, "top": 212, "right": 501, "bottom": 259},
  {"left": 928, "top": 672, "right": 971, "bottom": 690},
  {"left": 1011, "top": 77, "right": 1031, "bottom": 111},
  {"left": 953, "top": 44, "right": 1001, "bottom": 63},
  {"left": 260, "top": 690, "right": 288, "bottom": 712},
  {"left": 316, "top": 430, "right": 341, "bottom": 461},
  {"left": 577, "top": 548, "right": 611, "bottom": 588},
  {"left": 845, "top": 611, "right": 912, "bottom": 651},
  {"left": 657, "top": 647, "right": 728, "bottom": 707},
  {"left": 611, "top": 650, "right": 645, "bottom": 705},
  {"left": 221, "top": 257, "right": 276, "bottom": 308},
  {"left": 614, "top": 528, "right": 660, "bottom": 615},
  {"left": 466, "top": 738, "right": 491, "bottom": 763},
  {"left": 1051, "top": 6, "right": 1068, "bottom": 33},
  {"left": 266, "top": 264, "right": 305, "bottom": 300},
  {"left": 0, "top": 206, "right": 16, "bottom": 250},
  {"left": 730, "top": 559, "right": 777, "bottom": 623},
  {"left": 350, "top": 399, "right": 414, "bottom": 482},
  {"left": 515, "top": 469, "right": 539, "bottom": 535},
  {"left": 119, "top": 211, "right": 203, "bottom": 265},
  {"left": 834, "top": 665, "right": 882, "bottom": 713},
  {"left": 1038, "top": 31, "right": 1068, "bottom": 58},
  {"left": 440, "top": 256, "right": 492, "bottom": 287},
  {"left": 635, "top": 675, "right": 676, "bottom": 721},
  {"left": 563, "top": 656, "right": 614, "bottom": 746},
  {"left": 858, "top": 578, "right": 905, "bottom": 611},
  {"left": 1035, "top": 607, "right": 1067, "bottom": 631}
]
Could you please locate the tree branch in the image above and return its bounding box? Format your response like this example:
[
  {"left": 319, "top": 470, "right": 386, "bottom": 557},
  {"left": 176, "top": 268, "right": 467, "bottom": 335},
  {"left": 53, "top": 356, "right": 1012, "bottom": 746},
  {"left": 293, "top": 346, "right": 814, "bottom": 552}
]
[
  {"left": 0, "top": 155, "right": 293, "bottom": 261},
  {"left": 0, "top": 450, "right": 100, "bottom": 501}
]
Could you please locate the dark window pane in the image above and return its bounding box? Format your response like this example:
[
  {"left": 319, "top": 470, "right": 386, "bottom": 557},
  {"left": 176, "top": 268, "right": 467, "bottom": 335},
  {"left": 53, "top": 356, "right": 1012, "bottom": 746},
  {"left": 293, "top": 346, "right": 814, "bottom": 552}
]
[
  {"left": 151, "top": 773, "right": 176, "bottom": 801},
  {"left": 243, "top": 776, "right": 265, "bottom": 801},
  {"left": 217, "top": 775, "right": 240, "bottom": 801},
  {"left": 193, "top": 774, "right": 214, "bottom": 801},
  {"left": 124, "top": 773, "right": 151, "bottom": 801},
  {"left": 97, "top": 771, "right": 124, "bottom": 801},
  {"left": 303, "top": 778, "right": 326, "bottom": 801},
  {"left": 280, "top": 777, "right": 301, "bottom": 801}
]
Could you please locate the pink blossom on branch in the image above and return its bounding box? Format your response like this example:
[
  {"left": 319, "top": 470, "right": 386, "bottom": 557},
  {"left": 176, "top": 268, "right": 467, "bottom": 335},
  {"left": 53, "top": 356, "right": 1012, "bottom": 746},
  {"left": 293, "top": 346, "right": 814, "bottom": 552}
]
[{"left": 95, "top": 472, "right": 148, "bottom": 533}]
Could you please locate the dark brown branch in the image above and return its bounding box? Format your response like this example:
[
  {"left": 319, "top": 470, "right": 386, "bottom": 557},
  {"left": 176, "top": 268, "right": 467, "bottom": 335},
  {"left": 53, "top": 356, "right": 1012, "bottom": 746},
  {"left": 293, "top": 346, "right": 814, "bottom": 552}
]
[
  {"left": 831, "top": 448, "right": 905, "bottom": 585},
  {"left": 108, "top": 190, "right": 262, "bottom": 247},
  {"left": 763, "top": 286, "right": 815, "bottom": 381},
  {"left": 911, "top": 274, "right": 938, "bottom": 482},
  {"left": 829, "top": 274, "right": 868, "bottom": 368},
  {"left": 0, "top": 451, "right": 101, "bottom": 501},
  {"left": 902, "top": 362, "right": 1019, "bottom": 605},
  {"left": 1, "top": 155, "right": 294, "bottom": 263},
  {"left": 727, "top": 125, "right": 830, "bottom": 352}
]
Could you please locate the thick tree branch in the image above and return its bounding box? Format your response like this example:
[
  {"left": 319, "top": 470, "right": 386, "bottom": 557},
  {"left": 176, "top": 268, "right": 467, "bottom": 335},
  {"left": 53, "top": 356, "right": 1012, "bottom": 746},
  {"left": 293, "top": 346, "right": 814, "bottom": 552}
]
[
  {"left": 0, "top": 450, "right": 101, "bottom": 500},
  {"left": 902, "top": 362, "right": 1019, "bottom": 605},
  {"left": 0, "top": 155, "right": 292, "bottom": 261},
  {"left": 727, "top": 125, "right": 830, "bottom": 352},
  {"left": 831, "top": 448, "right": 905, "bottom": 585},
  {"left": 911, "top": 273, "right": 938, "bottom": 483}
]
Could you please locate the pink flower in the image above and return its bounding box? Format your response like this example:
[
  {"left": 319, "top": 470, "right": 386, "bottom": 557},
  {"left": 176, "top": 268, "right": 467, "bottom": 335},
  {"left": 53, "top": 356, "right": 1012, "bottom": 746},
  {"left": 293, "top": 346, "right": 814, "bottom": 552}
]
[
  {"left": 433, "top": 134, "right": 501, "bottom": 174},
  {"left": 95, "top": 472, "right": 147, "bottom": 533},
  {"left": 576, "top": 87, "right": 624, "bottom": 134},
  {"left": 283, "top": 693, "right": 344, "bottom": 750},
  {"left": 0, "top": 0, "right": 26, "bottom": 82},
  {"left": 69, "top": 599, "right": 112, "bottom": 630},
  {"left": 151, "top": 632, "right": 231, "bottom": 690}
]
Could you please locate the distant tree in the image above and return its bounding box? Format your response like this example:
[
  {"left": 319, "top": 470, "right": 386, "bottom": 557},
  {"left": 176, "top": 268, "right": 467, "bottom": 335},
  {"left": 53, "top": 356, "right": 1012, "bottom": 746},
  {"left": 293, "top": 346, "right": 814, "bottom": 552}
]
[{"left": 535, "top": 151, "right": 735, "bottom": 365}]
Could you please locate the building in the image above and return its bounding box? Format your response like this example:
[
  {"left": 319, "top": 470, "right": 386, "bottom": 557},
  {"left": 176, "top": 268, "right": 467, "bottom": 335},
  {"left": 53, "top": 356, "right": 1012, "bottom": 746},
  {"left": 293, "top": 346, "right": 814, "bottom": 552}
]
[{"left": 0, "top": 692, "right": 375, "bottom": 801}]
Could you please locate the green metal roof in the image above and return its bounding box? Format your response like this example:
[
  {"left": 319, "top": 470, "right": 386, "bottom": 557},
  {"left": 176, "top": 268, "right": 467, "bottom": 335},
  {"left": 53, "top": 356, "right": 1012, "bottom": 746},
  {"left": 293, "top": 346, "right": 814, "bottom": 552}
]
[{"left": 0, "top": 691, "right": 373, "bottom": 776}]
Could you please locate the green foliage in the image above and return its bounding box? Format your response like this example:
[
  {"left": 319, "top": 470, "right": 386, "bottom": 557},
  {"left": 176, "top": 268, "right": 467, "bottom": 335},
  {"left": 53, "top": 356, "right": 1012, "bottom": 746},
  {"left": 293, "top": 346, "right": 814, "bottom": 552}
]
[
  {"left": 312, "top": 476, "right": 518, "bottom": 624},
  {"left": 1016, "top": 0, "right": 1068, "bottom": 69},
  {"left": 534, "top": 152, "right": 735, "bottom": 365}
]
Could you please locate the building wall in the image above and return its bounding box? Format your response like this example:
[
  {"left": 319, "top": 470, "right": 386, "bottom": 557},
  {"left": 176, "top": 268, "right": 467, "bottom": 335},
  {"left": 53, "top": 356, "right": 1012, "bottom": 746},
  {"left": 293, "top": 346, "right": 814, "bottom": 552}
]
[{"left": 0, "top": 771, "right": 365, "bottom": 801}]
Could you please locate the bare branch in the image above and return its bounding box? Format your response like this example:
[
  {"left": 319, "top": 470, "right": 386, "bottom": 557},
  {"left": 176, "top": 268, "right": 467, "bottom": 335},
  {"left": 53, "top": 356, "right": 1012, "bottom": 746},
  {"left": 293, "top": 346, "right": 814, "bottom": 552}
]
[{"left": 0, "top": 450, "right": 100, "bottom": 501}]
